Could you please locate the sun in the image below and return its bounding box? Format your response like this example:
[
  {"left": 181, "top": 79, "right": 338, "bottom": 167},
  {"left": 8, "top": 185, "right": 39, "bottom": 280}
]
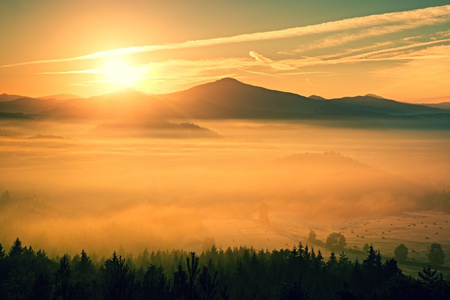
[{"left": 101, "top": 58, "right": 144, "bottom": 86}]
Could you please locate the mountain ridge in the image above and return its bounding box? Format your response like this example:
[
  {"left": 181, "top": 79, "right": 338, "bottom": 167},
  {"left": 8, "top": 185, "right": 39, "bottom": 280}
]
[{"left": 0, "top": 78, "right": 449, "bottom": 129}]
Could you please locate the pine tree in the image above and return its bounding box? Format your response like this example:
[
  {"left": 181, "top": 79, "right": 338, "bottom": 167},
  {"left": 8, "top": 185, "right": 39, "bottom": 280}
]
[
  {"left": 8, "top": 238, "right": 23, "bottom": 257},
  {"left": 54, "top": 255, "right": 72, "bottom": 300},
  {"left": 102, "top": 252, "right": 136, "bottom": 300}
]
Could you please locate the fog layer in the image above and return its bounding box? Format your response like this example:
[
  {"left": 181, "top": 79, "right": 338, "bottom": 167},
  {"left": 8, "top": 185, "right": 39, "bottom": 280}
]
[{"left": 1, "top": 119, "right": 449, "bottom": 254}]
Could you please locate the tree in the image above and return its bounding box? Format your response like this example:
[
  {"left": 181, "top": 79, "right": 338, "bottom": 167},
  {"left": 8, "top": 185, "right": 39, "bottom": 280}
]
[
  {"left": 418, "top": 265, "right": 439, "bottom": 285},
  {"left": 173, "top": 264, "right": 188, "bottom": 299},
  {"left": 198, "top": 266, "right": 218, "bottom": 300},
  {"left": 142, "top": 264, "right": 169, "bottom": 300},
  {"left": 363, "top": 243, "right": 370, "bottom": 252},
  {"left": 186, "top": 252, "right": 200, "bottom": 299},
  {"left": 54, "top": 255, "right": 72, "bottom": 300},
  {"left": 73, "top": 250, "right": 97, "bottom": 299},
  {"left": 327, "top": 252, "right": 337, "bottom": 268},
  {"left": 8, "top": 238, "right": 24, "bottom": 257},
  {"left": 394, "top": 243, "right": 408, "bottom": 263},
  {"left": 325, "top": 232, "right": 346, "bottom": 251},
  {"left": 428, "top": 243, "right": 445, "bottom": 268},
  {"left": 102, "top": 252, "right": 136, "bottom": 300}
]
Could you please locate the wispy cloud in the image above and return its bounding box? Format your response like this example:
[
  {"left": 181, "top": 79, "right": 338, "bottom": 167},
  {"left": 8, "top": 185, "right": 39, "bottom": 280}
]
[
  {"left": 269, "top": 39, "right": 450, "bottom": 70},
  {"left": 249, "top": 51, "right": 295, "bottom": 70},
  {"left": 368, "top": 44, "right": 450, "bottom": 102},
  {"left": 2, "top": 5, "right": 449, "bottom": 68},
  {"left": 286, "top": 18, "right": 445, "bottom": 54}
]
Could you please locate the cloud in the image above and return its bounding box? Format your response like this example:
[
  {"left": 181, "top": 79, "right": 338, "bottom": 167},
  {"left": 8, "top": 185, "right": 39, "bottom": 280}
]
[
  {"left": 368, "top": 44, "right": 450, "bottom": 102},
  {"left": 2, "top": 5, "right": 450, "bottom": 68},
  {"left": 288, "top": 18, "right": 445, "bottom": 54},
  {"left": 249, "top": 51, "right": 295, "bottom": 70},
  {"left": 275, "top": 38, "right": 450, "bottom": 69}
]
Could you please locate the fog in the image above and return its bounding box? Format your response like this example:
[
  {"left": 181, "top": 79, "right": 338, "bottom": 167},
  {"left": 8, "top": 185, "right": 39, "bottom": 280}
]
[{"left": 1, "top": 119, "right": 449, "bottom": 255}]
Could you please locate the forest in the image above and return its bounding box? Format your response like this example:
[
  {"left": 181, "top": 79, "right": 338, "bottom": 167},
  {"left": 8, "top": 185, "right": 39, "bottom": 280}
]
[{"left": 0, "top": 237, "right": 448, "bottom": 300}]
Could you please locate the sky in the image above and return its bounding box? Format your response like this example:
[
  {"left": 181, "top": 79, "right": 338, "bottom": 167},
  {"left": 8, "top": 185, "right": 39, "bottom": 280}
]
[{"left": 1, "top": 0, "right": 450, "bottom": 103}]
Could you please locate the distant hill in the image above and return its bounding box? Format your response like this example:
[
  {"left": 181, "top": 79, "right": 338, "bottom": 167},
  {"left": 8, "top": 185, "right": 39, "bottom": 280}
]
[
  {"left": 365, "top": 93, "right": 386, "bottom": 99},
  {"left": 308, "top": 95, "right": 327, "bottom": 100},
  {"left": 45, "top": 89, "right": 159, "bottom": 119},
  {"left": 38, "top": 94, "right": 83, "bottom": 100},
  {"left": 329, "top": 95, "right": 440, "bottom": 115},
  {"left": 423, "top": 102, "right": 450, "bottom": 110},
  {"left": 0, "top": 97, "right": 64, "bottom": 114},
  {"left": 1, "top": 78, "right": 449, "bottom": 128},
  {"left": 0, "top": 93, "right": 26, "bottom": 102}
]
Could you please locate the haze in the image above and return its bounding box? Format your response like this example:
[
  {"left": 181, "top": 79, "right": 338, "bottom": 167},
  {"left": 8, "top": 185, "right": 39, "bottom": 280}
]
[
  {"left": 1, "top": 112, "right": 449, "bottom": 255},
  {"left": 1, "top": 1, "right": 450, "bottom": 275}
]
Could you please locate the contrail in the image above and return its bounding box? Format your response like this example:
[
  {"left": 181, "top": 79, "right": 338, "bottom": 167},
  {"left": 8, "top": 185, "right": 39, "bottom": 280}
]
[{"left": 1, "top": 5, "right": 449, "bottom": 68}]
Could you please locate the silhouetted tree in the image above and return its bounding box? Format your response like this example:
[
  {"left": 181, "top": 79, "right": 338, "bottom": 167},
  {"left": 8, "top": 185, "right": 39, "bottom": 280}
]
[
  {"left": 394, "top": 243, "right": 408, "bottom": 263},
  {"left": 30, "top": 273, "right": 52, "bottom": 300},
  {"left": 173, "top": 264, "right": 188, "bottom": 299},
  {"left": 279, "top": 280, "right": 306, "bottom": 300},
  {"left": 428, "top": 243, "right": 445, "bottom": 268},
  {"left": 54, "top": 255, "right": 72, "bottom": 300},
  {"left": 186, "top": 252, "right": 200, "bottom": 299},
  {"left": 383, "top": 258, "right": 402, "bottom": 279},
  {"left": 1, "top": 238, "right": 450, "bottom": 299},
  {"left": 327, "top": 251, "right": 338, "bottom": 272},
  {"left": 102, "top": 252, "right": 136, "bottom": 300},
  {"left": 198, "top": 266, "right": 218, "bottom": 300},
  {"left": 72, "top": 250, "right": 97, "bottom": 299},
  {"left": 326, "top": 232, "right": 347, "bottom": 251},
  {"left": 142, "top": 264, "right": 169, "bottom": 300},
  {"left": 8, "top": 238, "right": 24, "bottom": 257},
  {"left": 418, "top": 265, "right": 450, "bottom": 298},
  {"left": 419, "top": 265, "right": 439, "bottom": 285}
]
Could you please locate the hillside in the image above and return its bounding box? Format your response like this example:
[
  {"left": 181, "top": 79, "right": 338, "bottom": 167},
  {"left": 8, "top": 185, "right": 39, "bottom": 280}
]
[{"left": 0, "top": 78, "right": 449, "bottom": 128}]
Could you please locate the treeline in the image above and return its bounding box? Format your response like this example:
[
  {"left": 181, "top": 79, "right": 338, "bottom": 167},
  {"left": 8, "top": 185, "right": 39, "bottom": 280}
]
[{"left": 0, "top": 238, "right": 449, "bottom": 299}]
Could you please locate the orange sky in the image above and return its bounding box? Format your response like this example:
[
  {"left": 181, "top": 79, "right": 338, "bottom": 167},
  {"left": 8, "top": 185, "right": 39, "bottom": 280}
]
[{"left": 1, "top": 1, "right": 450, "bottom": 103}]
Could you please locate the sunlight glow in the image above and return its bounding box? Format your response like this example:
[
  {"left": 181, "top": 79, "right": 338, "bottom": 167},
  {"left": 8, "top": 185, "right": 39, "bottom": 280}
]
[{"left": 102, "top": 58, "right": 144, "bottom": 86}]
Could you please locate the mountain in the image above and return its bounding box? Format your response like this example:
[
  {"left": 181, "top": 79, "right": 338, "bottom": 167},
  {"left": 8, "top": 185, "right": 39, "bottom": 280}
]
[
  {"left": 0, "top": 93, "right": 26, "bottom": 102},
  {"left": 155, "top": 78, "right": 324, "bottom": 118},
  {"left": 0, "top": 78, "right": 449, "bottom": 129},
  {"left": 0, "top": 97, "right": 65, "bottom": 114},
  {"left": 365, "top": 93, "right": 386, "bottom": 99},
  {"left": 38, "top": 94, "right": 83, "bottom": 100},
  {"left": 309, "top": 95, "right": 327, "bottom": 100},
  {"left": 423, "top": 102, "right": 450, "bottom": 110},
  {"left": 45, "top": 89, "right": 160, "bottom": 119},
  {"left": 329, "top": 95, "right": 441, "bottom": 116}
]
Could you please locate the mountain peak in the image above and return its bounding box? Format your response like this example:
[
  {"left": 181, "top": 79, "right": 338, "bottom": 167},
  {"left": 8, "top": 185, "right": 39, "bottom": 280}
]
[
  {"left": 212, "top": 77, "right": 244, "bottom": 86},
  {"left": 216, "top": 77, "right": 241, "bottom": 83},
  {"left": 365, "top": 93, "right": 386, "bottom": 99},
  {"left": 309, "top": 95, "right": 326, "bottom": 100}
]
